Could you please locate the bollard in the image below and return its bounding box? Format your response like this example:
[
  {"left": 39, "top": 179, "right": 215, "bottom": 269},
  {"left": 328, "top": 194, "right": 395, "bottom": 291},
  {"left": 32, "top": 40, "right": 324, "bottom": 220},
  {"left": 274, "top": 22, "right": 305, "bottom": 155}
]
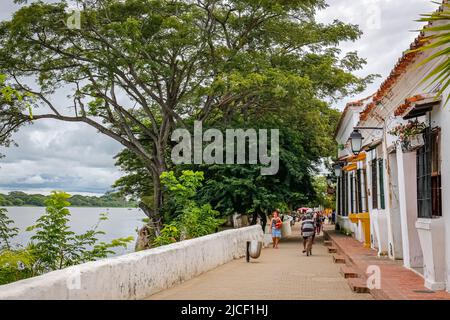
[{"left": 246, "top": 240, "right": 262, "bottom": 262}]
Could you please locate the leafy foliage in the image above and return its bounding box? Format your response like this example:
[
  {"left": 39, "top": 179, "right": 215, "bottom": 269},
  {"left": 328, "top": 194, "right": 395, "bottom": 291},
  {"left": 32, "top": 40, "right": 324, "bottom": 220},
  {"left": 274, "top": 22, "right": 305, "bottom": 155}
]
[
  {"left": 412, "top": 2, "right": 450, "bottom": 104},
  {"left": 152, "top": 224, "right": 180, "bottom": 247},
  {"left": 25, "top": 191, "right": 133, "bottom": 273},
  {"left": 153, "top": 171, "right": 225, "bottom": 246},
  {"left": 0, "top": 208, "right": 19, "bottom": 250},
  {"left": 0, "top": 248, "right": 35, "bottom": 285},
  {"left": 307, "top": 175, "right": 335, "bottom": 209}
]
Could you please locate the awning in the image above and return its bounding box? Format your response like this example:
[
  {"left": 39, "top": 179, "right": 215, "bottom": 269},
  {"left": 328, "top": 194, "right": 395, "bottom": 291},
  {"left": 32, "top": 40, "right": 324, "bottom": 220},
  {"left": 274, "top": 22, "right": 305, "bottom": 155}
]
[
  {"left": 403, "top": 100, "right": 439, "bottom": 119},
  {"left": 346, "top": 152, "right": 366, "bottom": 163},
  {"left": 343, "top": 163, "right": 357, "bottom": 171},
  {"left": 396, "top": 94, "right": 442, "bottom": 120}
]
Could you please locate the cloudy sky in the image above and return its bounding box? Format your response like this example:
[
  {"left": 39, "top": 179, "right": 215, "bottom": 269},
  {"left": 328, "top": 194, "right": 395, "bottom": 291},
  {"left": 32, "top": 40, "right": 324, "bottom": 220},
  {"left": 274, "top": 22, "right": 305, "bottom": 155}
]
[{"left": 0, "top": 0, "right": 440, "bottom": 195}]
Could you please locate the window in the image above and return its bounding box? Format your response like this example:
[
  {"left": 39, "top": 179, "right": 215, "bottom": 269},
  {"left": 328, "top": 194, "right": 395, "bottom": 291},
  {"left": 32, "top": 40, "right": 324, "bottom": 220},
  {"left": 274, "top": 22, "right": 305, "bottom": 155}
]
[
  {"left": 350, "top": 172, "right": 354, "bottom": 213},
  {"left": 431, "top": 129, "right": 442, "bottom": 217},
  {"left": 417, "top": 127, "right": 432, "bottom": 218},
  {"left": 356, "top": 169, "right": 363, "bottom": 213},
  {"left": 362, "top": 169, "right": 368, "bottom": 212},
  {"left": 371, "top": 158, "right": 385, "bottom": 210},
  {"left": 378, "top": 159, "right": 386, "bottom": 210},
  {"left": 336, "top": 177, "right": 342, "bottom": 214},
  {"left": 354, "top": 172, "right": 358, "bottom": 213},
  {"left": 342, "top": 171, "right": 348, "bottom": 216},
  {"left": 417, "top": 127, "right": 441, "bottom": 218},
  {"left": 371, "top": 160, "right": 378, "bottom": 209},
  {"left": 416, "top": 126, "right": 443, "bottom": 218},
  {"left": 356, "top": 169, "right": 368, "bottom": 213}
]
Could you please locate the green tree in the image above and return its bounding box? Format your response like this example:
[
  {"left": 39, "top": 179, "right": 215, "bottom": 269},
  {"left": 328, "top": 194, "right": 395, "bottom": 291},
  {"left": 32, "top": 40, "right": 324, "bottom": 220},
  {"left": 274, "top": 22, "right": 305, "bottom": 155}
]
[
  {"left": 153, "top": 171, "right": 224, "bottom": 247},
  {"left": 0, "top": 0, "right": 373, "bottom": 235},
  {"left": 26, "top": 191, "right": 133, "bottom": 273},
  {"left": 308, "top": 175, "right": 335, "bottom": 209},
  {"left": 0, "top": 208, "right": 19, "bottom": 250}
]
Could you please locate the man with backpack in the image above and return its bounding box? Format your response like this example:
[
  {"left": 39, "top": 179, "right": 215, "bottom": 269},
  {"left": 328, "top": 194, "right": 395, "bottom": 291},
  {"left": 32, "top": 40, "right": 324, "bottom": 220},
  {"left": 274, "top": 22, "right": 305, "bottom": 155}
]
[{"left": 301, "top": 213, "right": 315, "bottom": 256}]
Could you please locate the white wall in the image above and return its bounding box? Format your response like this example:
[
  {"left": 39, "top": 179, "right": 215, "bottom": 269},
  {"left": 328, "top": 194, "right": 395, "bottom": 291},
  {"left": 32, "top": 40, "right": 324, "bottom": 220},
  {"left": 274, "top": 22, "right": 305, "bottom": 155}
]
[
  {"left": 386, "top": 151, "right": 403, "bottom": 259},
  {"left": 436, "top": 86, "right": 450, "bottom": 292},
  {"left": 0, "top": 226, "right": 263, "bottom": 300},
  {"left": 396, "top": 147, "right": 423, "bottom": 269}
]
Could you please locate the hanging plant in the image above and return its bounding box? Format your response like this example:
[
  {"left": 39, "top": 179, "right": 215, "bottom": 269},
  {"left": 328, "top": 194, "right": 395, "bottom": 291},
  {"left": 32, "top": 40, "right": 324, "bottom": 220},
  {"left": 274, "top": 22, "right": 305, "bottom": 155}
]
[{"left": 389, "top": 119, "right": 427, "bottom": 152}]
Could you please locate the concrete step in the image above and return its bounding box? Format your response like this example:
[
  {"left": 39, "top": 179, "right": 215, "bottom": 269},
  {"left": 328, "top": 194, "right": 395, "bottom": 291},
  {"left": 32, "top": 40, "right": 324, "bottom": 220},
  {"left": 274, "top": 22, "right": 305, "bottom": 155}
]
[
  {"left": 323, "top": 240, "right": 332, "bottom": 247},
  {"left": 328, "top": 247, "right": 338, "bottom": 253},
  {"left": 347, "top": 278, "right": 370, "bottom": 293},
  {"left": 332, "top": 254, "right": 346, "bottom": 264},
  {"left": 340, "top": 266, "right": 359, "bottom": 278}
]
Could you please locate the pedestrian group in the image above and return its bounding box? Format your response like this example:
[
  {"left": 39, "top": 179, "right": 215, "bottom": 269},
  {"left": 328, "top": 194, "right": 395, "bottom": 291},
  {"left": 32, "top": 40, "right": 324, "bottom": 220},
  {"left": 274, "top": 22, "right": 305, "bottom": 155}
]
[{"left": 269, "top": 208, "right": 328, "bottom": 256}]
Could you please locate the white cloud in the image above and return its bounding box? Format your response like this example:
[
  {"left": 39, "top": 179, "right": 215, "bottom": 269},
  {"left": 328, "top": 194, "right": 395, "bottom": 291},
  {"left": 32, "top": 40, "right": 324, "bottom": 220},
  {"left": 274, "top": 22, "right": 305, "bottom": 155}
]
[
  {"left": 0, "top": 119, "right": 124, "bottom": 194},
  {"left": 317, "top": 0, "right": 439, "bottom": 109},
  {"left": 22, "top": 175, "right": 46, "bottom": 184}
]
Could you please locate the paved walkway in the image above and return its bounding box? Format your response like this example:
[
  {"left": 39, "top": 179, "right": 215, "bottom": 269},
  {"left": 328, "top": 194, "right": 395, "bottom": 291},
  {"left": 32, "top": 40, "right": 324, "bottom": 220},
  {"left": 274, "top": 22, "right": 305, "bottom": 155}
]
[
  {"left": 147, "top": 225, "right": 372, "bottom": 300},
  {"left": 324, "top": 226, "right": 450, "bottom": 300}
]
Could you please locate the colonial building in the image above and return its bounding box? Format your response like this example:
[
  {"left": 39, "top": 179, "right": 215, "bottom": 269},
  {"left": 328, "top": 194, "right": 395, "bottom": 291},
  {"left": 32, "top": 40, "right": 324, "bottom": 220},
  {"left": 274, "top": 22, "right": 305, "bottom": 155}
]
[{"left": 334, "top": 2, "right": 450, "bottom": 291}]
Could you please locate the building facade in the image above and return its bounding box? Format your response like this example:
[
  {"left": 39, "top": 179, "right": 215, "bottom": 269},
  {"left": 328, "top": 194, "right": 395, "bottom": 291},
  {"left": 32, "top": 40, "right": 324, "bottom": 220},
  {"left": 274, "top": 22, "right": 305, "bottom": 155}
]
[{"left": 334, "top": 2, "right": 450, "bottom": 292}]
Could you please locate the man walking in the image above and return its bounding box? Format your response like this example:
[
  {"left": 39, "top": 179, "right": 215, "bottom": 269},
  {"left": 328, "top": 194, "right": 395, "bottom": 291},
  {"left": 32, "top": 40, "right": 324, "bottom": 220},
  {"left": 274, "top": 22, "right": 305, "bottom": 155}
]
[{"left": 301, "top": 213, "right": 315, "bottom": 256}]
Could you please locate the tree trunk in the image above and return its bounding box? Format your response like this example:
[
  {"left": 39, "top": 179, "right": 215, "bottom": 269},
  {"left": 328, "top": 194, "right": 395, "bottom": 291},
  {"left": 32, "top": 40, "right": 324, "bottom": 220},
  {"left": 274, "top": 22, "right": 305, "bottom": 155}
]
[
  {"left": 250, "top": 212, "right": 258, "bottom": 225},
  {"left": 135, "top": 150, "right": 167, "bottom": 250},
  {"left": 259, "top": 211, "right": 267, "bottom": 233}
]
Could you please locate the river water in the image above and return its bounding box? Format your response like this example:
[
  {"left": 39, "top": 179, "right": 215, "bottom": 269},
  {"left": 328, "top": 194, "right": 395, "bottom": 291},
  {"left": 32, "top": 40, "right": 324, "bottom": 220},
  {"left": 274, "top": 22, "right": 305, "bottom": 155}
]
[{"left": 1, "top": 207, "right": 146, "bottom": 256}]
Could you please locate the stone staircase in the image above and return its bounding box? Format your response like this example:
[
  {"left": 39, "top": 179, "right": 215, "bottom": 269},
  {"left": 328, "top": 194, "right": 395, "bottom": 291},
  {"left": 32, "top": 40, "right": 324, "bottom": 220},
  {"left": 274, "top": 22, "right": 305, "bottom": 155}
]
[{"left": 323, "top": 234, "right": 370, "bottom": 295}]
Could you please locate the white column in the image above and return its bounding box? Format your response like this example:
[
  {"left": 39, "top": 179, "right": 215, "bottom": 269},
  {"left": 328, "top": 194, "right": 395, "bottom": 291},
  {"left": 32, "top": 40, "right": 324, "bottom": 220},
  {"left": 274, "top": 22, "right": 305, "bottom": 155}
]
[
  {"left": 386, "top": 152, "right": 403, "bottom": 259},
  {"left": 396, "top": 145, "right": 423, "bottom": 269}
]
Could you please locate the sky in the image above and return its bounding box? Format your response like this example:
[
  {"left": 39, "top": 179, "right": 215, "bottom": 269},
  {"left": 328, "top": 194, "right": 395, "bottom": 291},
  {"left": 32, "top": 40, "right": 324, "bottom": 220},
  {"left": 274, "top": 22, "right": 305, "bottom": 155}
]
[{"left": 0, "top": 0, "right": 440, "bottom": 195}]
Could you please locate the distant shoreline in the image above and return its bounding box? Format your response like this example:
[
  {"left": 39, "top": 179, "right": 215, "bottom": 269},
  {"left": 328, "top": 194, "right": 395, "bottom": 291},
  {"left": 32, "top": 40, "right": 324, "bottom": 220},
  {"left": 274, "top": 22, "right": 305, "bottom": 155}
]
[{"left": 0, "top": 191, "right": 137, "bottom": 208}]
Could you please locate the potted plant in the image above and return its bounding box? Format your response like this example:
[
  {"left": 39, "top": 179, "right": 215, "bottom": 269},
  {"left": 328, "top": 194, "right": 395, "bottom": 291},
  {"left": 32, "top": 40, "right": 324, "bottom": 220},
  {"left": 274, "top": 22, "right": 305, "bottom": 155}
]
[{"left": 389, "top": 119, "right": 427, "bottom": 152}]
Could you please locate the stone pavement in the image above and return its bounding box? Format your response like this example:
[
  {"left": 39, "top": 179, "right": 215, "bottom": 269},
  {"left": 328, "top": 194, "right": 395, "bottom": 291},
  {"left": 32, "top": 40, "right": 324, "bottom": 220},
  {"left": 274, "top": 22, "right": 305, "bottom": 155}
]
[
  {"left": 146, "top": 224, "right": 372, "bottom": 300},
  {"left": 324, "top": 226, "right": 450, "bottom": 300}
]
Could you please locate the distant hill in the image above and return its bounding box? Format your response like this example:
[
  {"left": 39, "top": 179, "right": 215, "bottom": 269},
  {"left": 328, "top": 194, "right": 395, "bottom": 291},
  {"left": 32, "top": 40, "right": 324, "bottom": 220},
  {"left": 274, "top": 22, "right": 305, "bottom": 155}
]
[{"left": 0, "top": 191, "right": 136, "bottom": 208}]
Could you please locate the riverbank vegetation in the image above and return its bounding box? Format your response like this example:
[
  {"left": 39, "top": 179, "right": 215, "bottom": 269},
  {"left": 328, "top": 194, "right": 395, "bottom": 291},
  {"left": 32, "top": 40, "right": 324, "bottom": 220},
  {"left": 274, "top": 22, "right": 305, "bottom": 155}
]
[
  {"left": 0, "top": 192, "right": 133, "bottom": 285},
  {"left": 0, "top": 191, "right": 136, "bottom": 208}
]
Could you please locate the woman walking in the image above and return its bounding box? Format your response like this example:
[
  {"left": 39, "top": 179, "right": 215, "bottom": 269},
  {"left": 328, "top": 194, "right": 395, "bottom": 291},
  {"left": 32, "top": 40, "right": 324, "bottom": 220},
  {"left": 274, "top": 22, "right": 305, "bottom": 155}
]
[{"left": 269, "top": 210, "right": 282, "bottom": 249}]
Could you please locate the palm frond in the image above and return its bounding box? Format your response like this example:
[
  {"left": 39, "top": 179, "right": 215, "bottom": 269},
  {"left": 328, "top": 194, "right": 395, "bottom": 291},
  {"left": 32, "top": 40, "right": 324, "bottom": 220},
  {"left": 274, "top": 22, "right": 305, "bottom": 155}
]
[{"left": 409, "top": 4, "right": 450, "bottom": 105}]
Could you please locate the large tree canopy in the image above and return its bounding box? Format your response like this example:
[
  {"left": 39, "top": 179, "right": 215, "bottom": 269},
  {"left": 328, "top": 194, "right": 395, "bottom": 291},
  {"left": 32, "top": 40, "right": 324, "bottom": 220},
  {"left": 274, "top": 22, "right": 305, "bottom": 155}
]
[{"left": 0, "top": 0, "right": 373, "bottom": 232}]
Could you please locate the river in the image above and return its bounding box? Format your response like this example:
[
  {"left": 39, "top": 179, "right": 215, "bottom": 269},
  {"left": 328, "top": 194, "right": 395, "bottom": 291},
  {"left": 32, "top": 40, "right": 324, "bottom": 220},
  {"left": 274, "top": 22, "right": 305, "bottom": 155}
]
[{"left": 1, "top": 207, "right": 146, "bottom": 256}]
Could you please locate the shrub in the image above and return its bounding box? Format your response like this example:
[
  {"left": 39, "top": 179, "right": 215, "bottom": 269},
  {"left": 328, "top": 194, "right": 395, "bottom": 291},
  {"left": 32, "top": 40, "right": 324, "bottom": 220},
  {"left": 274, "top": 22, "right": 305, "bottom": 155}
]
[
  {"left": 0, "top": 249, "right": 35, "bottom": 285},
  {"left": 153, "top": 171, "right": 225, "bottom": 247}
]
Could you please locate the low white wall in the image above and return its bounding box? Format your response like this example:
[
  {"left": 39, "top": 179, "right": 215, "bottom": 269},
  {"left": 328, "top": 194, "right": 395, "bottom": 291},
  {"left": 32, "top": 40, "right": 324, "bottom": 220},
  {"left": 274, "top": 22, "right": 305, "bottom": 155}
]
[
  {"left": 0, "top": 226, "right": 263, "bottom": 300},
  {"left": 337, "top": 216, "right": 353, "bottom": 233}
]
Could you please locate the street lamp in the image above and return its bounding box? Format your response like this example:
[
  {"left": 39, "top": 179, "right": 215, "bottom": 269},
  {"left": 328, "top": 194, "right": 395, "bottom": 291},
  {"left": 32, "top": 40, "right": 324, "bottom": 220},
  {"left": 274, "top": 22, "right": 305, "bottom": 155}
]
[
  {"left": 350, "top": 129, "right": 363, "bottom": 155},
  {"left": 333, "top": 163, "right": 342, "bottom": 178}
]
